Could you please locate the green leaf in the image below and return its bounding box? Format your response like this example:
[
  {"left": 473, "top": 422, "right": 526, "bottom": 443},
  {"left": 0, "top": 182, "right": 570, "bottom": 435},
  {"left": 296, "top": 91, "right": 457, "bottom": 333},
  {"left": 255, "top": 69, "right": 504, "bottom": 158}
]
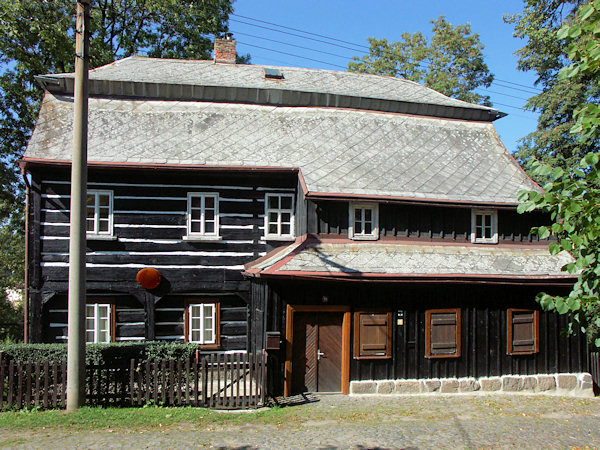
[
  {"left": 549, "top": 242, "right": 561, "bottom": 255},
  {"left": 538, "top": 226, "right": 550, "bottom": 239},
  {"left": 555, "top": 297, "right": 570, "bottom": 314}
]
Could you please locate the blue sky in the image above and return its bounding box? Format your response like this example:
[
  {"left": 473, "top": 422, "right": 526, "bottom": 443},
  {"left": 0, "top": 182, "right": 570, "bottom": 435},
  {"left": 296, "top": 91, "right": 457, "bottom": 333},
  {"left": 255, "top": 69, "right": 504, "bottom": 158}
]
[{"left": 230, "top": 0, "right": 541, "bottom": 156}]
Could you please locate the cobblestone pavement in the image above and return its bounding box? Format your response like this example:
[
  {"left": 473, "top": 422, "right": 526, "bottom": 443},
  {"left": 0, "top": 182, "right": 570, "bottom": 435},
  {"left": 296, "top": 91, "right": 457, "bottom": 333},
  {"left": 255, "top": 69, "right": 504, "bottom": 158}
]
[{"left": 2, "top": 394, "right": 600, "bottom": 449}]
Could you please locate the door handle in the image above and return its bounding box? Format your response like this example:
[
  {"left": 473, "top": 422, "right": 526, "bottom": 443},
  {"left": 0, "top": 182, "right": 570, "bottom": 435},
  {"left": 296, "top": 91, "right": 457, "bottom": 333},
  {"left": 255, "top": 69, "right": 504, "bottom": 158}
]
[{"left": 317, "top": 350, "right": 325, "bottom": 360}]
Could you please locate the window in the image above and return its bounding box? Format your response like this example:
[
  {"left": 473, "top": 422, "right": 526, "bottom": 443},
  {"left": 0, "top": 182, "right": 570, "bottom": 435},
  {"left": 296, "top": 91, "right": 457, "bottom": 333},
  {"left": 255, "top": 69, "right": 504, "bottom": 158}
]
[
  {"left": 471, "top": 209, "right": 498, "bottom": 243},
  {"left": 185, "top": 301, "right": 220, "bottom": 348},
  {"left": 186, "top": 193, "right": 220, "bottom": 239},
  {"left": 507, "top": 309, "right": 539, "bottom": 355},
  {"left": 349, "top": 203, "right": 379, "bottom": 240},
  {"left": 85, "top": 303, "right": 114, "bottom": 343},
  {"left": 86, "top": 190, "right": 113, "bottom": 236},
  {"left": 265, "top": 193, "right": 294, "bottom": 239},
  {"left": 425, "top": 308, "right": 461, "bottom": 358},
  {"left": 353, "top": 311, "right": 392, "bottom": 359}
]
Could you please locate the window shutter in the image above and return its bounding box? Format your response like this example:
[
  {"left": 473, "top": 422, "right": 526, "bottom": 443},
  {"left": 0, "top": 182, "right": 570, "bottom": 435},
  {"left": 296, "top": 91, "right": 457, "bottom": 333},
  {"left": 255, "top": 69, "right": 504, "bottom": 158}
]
[
  {"left": 425, "top": 309, "right": 461, "bottom": 358},
  {"left": 354, "top": 312, "right": 392, "bottom": 359},
  {"left": 508, "top": 309, "right": 539, "bottom": 355}
]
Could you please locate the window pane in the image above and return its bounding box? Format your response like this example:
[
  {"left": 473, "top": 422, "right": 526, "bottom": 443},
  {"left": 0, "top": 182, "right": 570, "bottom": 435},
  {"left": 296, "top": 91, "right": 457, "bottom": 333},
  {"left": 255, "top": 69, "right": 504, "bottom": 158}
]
[
  {"left": 268, "top": 196, "right": 279, "bottom": 209},
  {"left": 354, "top": 209, "right": 362, "bottom": 222},
  {"left": 281, "top": 224, "right": 291, "bottom": 235},
  {"left": 99, "top": 219, "right": 109, "bottom": 232},
  {"left": 281, "top": 196, "right": 292, "bottom": 209},
  {"left": 192, "top": 317, "right": 200, "bottom": 330},
  {"left": 205, "top": 209, "right": 214, "bottom": 221},
  {"left": 281, "top": 212, "right": 291, "bottom": 224},
  {"left": 86, "top": 195, "right": 95, "bottom": 206},
  {"left": 86, "top": 317, "right": 94, "bottom": 330},
  {"left": 205, "top": 222, "right": 214, "bottom": 233},
  {"left": 191, "top": 209, "right": 201, "bottom": 220},
  {"left": 476, "top": 214, "right": 483, "bottom": 227},
  {"left": 99, "top": 194, "right": 110, "bottom": 207},
  {"left": 269, "top": 223, "right": 278, "bottom": 234},
  {"left": 484, "top": 215, "right": 491, "bottom": 227},
  {"left": 365, "top": 209, "right": 372, "bottom": 221},
  {"left": 86, "top": 207, "right": 95, "bottom": 219},
  {"left": 484, "top": 226, "right": 492, "bottom": 239},
  {"left": 191, "top": 197, "right": 201, "bottom": 208},
  {"left": 268, "top": 212, "right": 278, "bottom": 223},
  {"left": 204, "top": 328, "right": 213, "bottom": 343},
  {"left": 191, "top": 222, "right": 201, "bottom": 233},
  {"left": 364, "top": 222, "right": 372, "bottom": 234},
  {"left": 86, "top": 331, "right": 94, "bottom": 343},
  {"left": 355, "top": 220, "right": 363, "bottom": 234},
  {"left": 99, "top": 331, "right": 108, "bottom": 343},
  {"left": 86, "top": 219, "right": 95, "bottom": 232},
  {"left": 98, "top": 206, "right": 110, "bottom": 219},
  {"left": 191, "top": 330, "right": 200, "bottom": 342}
]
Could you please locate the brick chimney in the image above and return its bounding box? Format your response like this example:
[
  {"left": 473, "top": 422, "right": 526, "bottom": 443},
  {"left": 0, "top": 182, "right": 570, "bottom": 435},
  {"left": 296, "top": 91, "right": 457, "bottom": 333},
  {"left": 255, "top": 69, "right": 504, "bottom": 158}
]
[{"left": 214, "top": 33, "right": 236, "bottom": 64}]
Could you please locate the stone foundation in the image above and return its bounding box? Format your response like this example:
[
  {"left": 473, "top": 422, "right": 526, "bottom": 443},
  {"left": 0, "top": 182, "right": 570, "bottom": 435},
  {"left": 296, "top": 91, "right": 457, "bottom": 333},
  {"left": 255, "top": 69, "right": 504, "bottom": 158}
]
[{"left": 350, "top": 373, "right": 594, "bottom": 398}]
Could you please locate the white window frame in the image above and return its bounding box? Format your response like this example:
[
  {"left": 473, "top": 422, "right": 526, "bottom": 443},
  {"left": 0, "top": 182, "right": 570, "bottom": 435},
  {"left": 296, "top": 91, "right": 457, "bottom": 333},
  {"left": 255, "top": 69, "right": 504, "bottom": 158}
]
[
  {"left": 348, "top": 202, "right": 379, "bottom": 240},
  {"left": 86, "top": 190, "right": 113, "bottom": 237},
  {"left": 471, "top": 209, "right": 498, "bottom": 244},
  {"left": 264, "top": 193, "right": 295, "bottom": 240},
  {"left": 185, "top": 192, "right": 220, "bottom": 240},
  {"left": 85, "top": 303, "right": 112, "bottom": 343},
  {"left": 187, "top": 303, "right": 217, "bottom": 345}
]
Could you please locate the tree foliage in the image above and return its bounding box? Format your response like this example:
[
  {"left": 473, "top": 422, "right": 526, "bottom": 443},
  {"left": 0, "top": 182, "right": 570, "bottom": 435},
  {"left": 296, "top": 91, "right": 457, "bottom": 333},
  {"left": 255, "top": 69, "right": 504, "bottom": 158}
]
[
  {"left": 506, "top": 0, "right": 600, "bottom": 173},
  {"left": 518, "top": 1, "right": 600, "bottom": 347},
  {"left": 348, "top": 16, "right": 494, "bottom": 106}
]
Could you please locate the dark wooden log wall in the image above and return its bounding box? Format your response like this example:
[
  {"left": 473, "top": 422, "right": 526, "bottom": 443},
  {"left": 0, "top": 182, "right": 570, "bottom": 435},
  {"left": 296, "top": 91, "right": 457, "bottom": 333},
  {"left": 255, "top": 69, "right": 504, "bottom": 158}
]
[
  {"left": 259, "top": 280, "right": 587, "bottom": 395},
  {"left": 43, "top": 294, "right": 145, "bottom": 342},
  {"left": 311, "top": 200, "right": 551, "bottom": 244},
  {"left": 155, "top": 295, "right": 248, "bottom": 351},
  {"left": 28, "top": 166, "right": 298, "bottom": 343}
]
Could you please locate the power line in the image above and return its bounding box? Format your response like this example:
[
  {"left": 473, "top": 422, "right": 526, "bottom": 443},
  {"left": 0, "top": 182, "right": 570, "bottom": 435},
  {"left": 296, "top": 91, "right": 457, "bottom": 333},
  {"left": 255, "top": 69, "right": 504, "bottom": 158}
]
[
  {"left": 231, "top": 13, "right": 543, "bottom": 93},
  {"left": 231, "top": 13, "right": 370, "bottom": 51},
  {"left": 236, "top": 41, "right": 349, "bottom": 70}
]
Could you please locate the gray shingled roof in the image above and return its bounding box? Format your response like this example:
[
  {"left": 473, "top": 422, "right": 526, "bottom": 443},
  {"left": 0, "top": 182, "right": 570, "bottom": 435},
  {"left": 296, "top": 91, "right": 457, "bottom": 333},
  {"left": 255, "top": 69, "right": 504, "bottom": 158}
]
[
  {"left": 24, "top": 93, "right": 538, "bottom": 204},
  {"left": 248, "top": 241, "right": 574, "bottom": 279},
  {"left": 43, "top": 56, "right": 499, "bottom": 120}
]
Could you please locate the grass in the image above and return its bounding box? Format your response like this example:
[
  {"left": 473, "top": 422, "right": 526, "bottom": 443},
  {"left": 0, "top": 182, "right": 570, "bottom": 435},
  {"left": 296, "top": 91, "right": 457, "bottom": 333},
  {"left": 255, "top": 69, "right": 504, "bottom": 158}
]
[{"left": 0, "top": 395, "right": 596, "bottom": 433}]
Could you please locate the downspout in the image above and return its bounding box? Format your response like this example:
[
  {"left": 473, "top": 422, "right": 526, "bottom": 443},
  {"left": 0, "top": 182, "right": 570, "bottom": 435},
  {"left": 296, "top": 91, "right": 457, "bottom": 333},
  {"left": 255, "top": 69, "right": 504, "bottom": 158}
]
[{"left": 21, "top": 165, "right": 31, "bottom": 343}]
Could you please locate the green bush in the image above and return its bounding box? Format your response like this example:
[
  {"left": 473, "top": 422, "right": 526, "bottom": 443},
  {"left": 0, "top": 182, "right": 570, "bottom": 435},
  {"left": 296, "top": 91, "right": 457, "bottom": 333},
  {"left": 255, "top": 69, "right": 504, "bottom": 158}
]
[{"left": 0, "top": 342, "right": 200, "bottom": 365}]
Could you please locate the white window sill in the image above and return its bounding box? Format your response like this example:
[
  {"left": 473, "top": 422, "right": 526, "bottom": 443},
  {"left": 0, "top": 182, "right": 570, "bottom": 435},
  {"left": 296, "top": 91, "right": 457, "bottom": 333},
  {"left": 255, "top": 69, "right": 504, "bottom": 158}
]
[
  {"left": 86, "top": 234, "right": 117, "bottom": 241},
  {"left": 264, "top": 235, "right": 295, "bottom": 241},
  {"left": 183, "top": 235, "right": 223, "bottom": 242},
  {"left": 349, "top": 235, "right": 379, "bottom": 241},
  {"left": 471, "top": 240, "right": 498, "bottom": 244}
]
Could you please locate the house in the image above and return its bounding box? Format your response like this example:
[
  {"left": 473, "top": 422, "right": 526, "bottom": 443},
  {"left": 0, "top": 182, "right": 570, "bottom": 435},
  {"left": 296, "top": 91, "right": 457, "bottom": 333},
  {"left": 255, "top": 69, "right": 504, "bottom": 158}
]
[{"left": 21, "top": 37, "right": 588, "bottom": 397}]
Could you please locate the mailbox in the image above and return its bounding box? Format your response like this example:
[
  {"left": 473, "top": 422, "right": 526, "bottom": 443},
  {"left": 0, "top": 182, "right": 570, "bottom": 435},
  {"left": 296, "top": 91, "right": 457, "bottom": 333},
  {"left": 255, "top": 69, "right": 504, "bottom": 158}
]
[{"left": 266, "top": 331, "right": 281, "bottom": 350}]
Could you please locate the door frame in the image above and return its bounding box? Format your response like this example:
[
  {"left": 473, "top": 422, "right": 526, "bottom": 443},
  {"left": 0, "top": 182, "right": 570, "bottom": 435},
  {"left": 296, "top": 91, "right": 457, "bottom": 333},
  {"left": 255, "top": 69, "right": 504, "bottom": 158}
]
[{"left": 284, "top": 305, "right": 351, "bottom": 396}]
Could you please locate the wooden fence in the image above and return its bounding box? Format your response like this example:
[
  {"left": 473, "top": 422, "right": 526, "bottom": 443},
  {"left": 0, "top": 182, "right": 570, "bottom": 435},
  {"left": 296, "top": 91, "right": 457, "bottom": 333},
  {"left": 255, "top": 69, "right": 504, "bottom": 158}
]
[{"left": 0, "top": 352, "right": 266, "bottom": 410}]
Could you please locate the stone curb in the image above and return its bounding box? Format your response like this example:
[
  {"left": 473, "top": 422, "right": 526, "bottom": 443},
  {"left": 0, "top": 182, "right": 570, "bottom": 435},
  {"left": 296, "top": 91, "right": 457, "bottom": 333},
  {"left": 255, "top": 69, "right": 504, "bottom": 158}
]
[{"left": 350, "top": 373, "right": 594, "bottom": 398}]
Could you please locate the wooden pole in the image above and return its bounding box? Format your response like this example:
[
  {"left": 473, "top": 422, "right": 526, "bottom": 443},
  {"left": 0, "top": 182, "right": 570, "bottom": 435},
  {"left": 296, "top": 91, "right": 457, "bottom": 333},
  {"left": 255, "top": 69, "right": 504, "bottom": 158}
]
[{"left": 66, "top": 0, "right": 90, "bottom": 411}]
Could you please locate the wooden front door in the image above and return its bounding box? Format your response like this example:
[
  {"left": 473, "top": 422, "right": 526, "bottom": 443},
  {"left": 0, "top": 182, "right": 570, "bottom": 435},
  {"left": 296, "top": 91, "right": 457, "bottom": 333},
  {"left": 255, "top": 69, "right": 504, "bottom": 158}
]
[{"left": 291, "top": 311, "right": 344, "bottom": 393}]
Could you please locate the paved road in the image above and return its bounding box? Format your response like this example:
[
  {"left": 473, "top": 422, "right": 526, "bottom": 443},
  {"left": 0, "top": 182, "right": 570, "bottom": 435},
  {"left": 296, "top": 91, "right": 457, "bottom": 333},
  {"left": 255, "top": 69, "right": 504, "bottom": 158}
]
[{"left": 2, "top": 394, "right": 600, "bottom": 448}]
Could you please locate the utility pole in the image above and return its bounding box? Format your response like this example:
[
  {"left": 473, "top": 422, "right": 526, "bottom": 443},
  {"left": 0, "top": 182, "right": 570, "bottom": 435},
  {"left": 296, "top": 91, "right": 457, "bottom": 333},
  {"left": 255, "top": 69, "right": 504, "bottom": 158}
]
[{"left": 67, "top": 0, "right": 90, "bottom": 411}]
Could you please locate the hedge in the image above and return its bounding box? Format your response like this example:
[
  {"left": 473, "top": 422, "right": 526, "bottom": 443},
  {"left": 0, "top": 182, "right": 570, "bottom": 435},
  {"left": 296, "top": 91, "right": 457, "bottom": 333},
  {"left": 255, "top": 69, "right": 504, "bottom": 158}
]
[{"left": 0, "top": 342, "right": 201, "bottom": 365}]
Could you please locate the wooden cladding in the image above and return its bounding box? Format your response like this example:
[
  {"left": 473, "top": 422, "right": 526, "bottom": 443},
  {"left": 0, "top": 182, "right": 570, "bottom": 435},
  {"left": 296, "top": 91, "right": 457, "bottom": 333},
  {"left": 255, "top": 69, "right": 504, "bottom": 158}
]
[
  {"left": 507, "top": 309, "right": 539, "bottom": 355},
  {"left": 353, "top": 311, "right": 392, "bottom": 359},
  {"left": 425, "top": 308, "right": 461, "bottom": 359}
]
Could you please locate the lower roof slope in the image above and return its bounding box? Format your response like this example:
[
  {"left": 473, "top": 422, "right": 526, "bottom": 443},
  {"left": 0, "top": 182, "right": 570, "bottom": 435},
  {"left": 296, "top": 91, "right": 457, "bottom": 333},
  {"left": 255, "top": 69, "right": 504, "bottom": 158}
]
[
  {"left": 245, "top": 237, "right": 575, "bottom": 282},
  {"left": 23, "top": 93, "right": 539, "bottom": 205}
]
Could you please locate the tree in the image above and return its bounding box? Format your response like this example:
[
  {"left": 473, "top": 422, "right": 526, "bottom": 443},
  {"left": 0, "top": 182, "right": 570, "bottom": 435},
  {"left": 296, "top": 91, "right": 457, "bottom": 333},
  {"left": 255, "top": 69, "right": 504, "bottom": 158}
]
[
  {"left": 505, "top": 1, "right": 600, "bottom": 173},
  {"left": 0, "top": 0, "right": 241, "bottom": 341},
  {"left": 348, "top": 16, "right": 494, "bottom": 106},
  {"left": 518, "top": 1, "right": 600, "bottom": 347}
]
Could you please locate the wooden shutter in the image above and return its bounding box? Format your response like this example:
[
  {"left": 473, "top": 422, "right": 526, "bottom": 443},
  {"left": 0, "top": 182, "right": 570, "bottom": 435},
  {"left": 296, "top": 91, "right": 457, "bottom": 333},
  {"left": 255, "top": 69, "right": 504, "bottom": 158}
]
[
  {"left": 425, "top": 308, "right": 461, "bottom": 358},
  {"left": 353, "top": 312, "right": 392, "bottom": 359},
  {"left": 507, "top": 309, "right": 539, "bottom": 355}
]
